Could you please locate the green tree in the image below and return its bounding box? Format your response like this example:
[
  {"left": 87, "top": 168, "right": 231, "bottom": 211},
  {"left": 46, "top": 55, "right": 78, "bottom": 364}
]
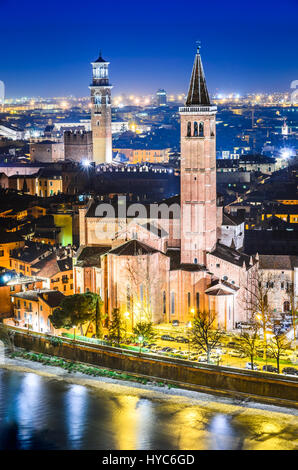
[
  {"left": 190, "top": 311, "right": 223, "bottom": 363},
  {"left": 108, "top": 308, "right": 124, "bottom": 345},
  {"left": 133, "top": 321, "right": 156, "bottom": 343},
  {"left": 237, "top": 327, "right": 259, "bottom": 370},
  {"left": 49, "top": 293, "right": 98, "bottom": 334}
]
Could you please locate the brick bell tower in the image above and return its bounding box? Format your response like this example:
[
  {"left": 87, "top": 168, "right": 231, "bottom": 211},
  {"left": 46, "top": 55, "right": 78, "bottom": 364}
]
[
  {"left": 180, "top": 45, "right": 217, "bottom": 266},
  {"left": 89, "top": 51, "right": 113, "bottom": 164}
]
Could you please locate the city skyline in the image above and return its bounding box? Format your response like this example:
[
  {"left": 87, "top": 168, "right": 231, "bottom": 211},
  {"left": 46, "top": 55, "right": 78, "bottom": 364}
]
[{"left": 1, "top": 0, "right": 298, "bottom": 97}]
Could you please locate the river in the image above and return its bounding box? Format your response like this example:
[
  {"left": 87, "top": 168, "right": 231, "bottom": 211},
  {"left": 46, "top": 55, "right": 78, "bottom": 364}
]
[{"left": 0, "top": 368, "right": 297, "bottom": 450}]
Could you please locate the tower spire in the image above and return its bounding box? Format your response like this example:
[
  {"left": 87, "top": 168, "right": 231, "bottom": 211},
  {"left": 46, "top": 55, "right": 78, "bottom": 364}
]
[{"left": 185, "top": 44, "right": 210, "bottom": 106}]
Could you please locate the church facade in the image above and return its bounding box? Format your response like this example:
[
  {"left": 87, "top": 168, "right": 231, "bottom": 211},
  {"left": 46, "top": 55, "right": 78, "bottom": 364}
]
[{"left": 74, "top": 47, "right": 258, "bottom": 330}]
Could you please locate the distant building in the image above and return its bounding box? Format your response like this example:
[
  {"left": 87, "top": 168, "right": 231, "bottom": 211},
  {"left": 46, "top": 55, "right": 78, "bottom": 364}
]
[
  {"left": 30, "top": 140, "right": 64, "bottom": 163},
  {"left": 112, "top": 147, "right": 171, "bottom": 164},
  {"left": 156, "top": 89, "right": 167, "bottom": 106},
  {"left": 64, "top": 130, "right": 93, "bottom": 163},
  {"left": 0, "top": 123, "right": 23, "bottom": 140}
]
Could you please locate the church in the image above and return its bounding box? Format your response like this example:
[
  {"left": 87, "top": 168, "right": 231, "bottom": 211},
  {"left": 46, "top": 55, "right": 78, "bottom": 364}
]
[{"left": 74, "top": 46, "right": 258, "bottom": 330}]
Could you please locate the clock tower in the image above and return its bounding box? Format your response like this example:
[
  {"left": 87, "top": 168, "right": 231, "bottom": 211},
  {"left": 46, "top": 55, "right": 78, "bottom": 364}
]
[{"left": 90, "top": 52, "right": 113, "bottom": 164}]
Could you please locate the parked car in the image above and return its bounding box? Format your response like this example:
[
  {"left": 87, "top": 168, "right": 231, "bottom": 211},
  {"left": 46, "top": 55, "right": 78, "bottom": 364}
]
[
  {"left": 245, "top": 362, "right": 259, "bottom": 370},
  {"left": 262, "top": 365, "right": 278, "bottom": 373},
  {"left": 161, "top": 334, "right": 175, "bottom": 342},
  {"left": 176, "top": 336, "right": 189, "bottom": 343},
  {"left": 189, "top": 354, "right": 198, "bottom": 361},
  {"left": 282, "top": 367, "right": 298, "bottom": 376},
  {"left": 228, "top": 350, "right": 245, "bottom": 358},
  {"left": 172, "top": 320, "right": 179, "bottom": 326}
]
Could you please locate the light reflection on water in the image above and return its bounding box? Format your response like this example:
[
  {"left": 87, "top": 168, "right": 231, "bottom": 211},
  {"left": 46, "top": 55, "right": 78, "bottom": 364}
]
[{"left": 0, "top": 369, "right": 297, "bottom": 450}]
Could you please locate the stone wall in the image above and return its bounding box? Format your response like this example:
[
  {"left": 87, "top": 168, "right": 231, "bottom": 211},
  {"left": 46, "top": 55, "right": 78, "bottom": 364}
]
[{"left": 9, "top": 329, "right": 298, "bottom": 404}]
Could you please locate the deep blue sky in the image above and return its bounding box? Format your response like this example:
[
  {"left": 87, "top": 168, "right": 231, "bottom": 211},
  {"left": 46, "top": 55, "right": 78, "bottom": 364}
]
[{"left": 1, "top": 0, "right": 297, "bottom": 98}]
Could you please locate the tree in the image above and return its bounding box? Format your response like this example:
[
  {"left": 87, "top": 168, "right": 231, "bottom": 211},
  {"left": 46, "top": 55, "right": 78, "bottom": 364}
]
[
  {"left": 267, "top": 331, "right": 292, "bottom": 374},
  {"left": 237, "top": 327, "right": 259, "bottom": 370},
  {"left": 49, "top": 293, "right": 98, "bottom": 335},
  {"left": 286, "top": 281, "right": 298, "bottom": 343},
  {"left": 190, "top": 311, "right": 223, "bottom": 363},
  {"left": 133, "top": 321, "right": 156, "bottom": 343},
  {"left": 108, "top": 308, "right": 124, "bottom": 345},
  {"left": 244, "top": 270, "right": 275, "bottom": 365}
]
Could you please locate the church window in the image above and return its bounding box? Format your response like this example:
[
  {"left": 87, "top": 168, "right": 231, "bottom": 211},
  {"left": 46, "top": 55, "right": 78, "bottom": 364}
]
[
  {"left": 163, "top": 291, "right": 166, "bottom": 314},
  {"left": 193, "top": 122, "right": 198, "bottom": 137},
  {"left": 187, "top": 292, "right": 191, "bottom": 309},
  {"left": 223, "top": 275, "right": 228, "bottom": 280},
  {"left": 126, "top": 285, "right": 131, "bottom": 311},
  {"left": 196, "top": 292, "right": 200, "bottom": 313},
  {"left": 194, "top": 258, "right": 198, "bottom": 264},
  {"left": 97, "top": 121, "right": 100, "bottom": 126},
  {"left": 187, "top": 122, "right": 191, "bottom": 137},
  {"left": 171, "top": 292, "right": 175, "bottom": 314},
  {"left": 199, "top": 122, "right": 204, "bottom": 137},
  {"left": 283, "top": 301, "right": 290, "bottom": 312},
  {"left": 140, "top": 284, "right": 144, "bottom": 302}
]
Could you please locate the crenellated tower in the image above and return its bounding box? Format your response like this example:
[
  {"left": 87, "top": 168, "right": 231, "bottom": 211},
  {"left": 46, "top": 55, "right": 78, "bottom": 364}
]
[
  {"left": 180, "top": 45, "right": 217, "bottom": 266},
  {"left": 89, "top": 52, "right": 113, "bottom": 164}
]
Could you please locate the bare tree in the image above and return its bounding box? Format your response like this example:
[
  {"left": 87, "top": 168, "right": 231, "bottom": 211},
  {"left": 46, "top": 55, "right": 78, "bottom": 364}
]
[
  {"left": 286, "top": 281, "right": 298, "bottom": 344},
  {"left": 190, "top": 311, "right": 224, "bottom": 363},
  {"left": 243, "top": 269, "right": 275, "bottom": 365},
  {"left": 267, "top": 333, "right": 292, "bottom": 374},
  {"left": 124, "top": 249, "right": 164, "bottom": 326},
  {"left": 237, "top": 327, "right": 259, "bottom": 370}
]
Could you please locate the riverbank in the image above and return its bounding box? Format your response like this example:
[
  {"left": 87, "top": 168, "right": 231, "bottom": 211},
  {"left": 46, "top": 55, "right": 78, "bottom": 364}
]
[{"left": 1, "top": 355, "right": 298, "bottom": 418}]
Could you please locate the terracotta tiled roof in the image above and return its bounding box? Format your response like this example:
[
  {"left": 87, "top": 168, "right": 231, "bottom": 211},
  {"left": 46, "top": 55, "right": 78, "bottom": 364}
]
[
  {"left": 259, "top": 255, "right": 298, "bottom": 270},
  {"left": 109, "top": 239, "right": 159, "bottom": 256}
]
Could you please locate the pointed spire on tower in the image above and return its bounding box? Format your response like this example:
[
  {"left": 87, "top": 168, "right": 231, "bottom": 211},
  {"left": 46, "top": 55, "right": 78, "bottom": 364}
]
[{"left": 185, "top": 42, "right": 211, "bottom": 106}]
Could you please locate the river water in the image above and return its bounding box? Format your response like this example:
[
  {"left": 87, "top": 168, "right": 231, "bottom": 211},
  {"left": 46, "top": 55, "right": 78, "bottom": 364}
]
[{"left": 0, "top": 368, "right": 297, "bottom": 450}]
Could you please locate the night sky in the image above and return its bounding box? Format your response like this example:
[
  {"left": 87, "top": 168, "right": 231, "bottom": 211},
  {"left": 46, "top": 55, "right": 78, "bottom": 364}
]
[{"left": 1, "top": 0, "right": 298, "bottom": 98}]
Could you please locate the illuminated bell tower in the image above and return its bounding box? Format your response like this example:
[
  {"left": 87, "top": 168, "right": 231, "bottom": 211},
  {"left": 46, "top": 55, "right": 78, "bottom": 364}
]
[
  {"left": 180, "top": 45, "right": 217, "bottom": 266},
  {"left": 89, "top": 52, "right": 113, "bottom": 164}
]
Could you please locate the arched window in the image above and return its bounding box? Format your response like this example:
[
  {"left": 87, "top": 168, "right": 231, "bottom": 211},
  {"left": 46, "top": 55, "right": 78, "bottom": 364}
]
[
  {"left": 193, "top": 122, "right": 198, "bottom": 137},
  {"left": 171, "top": 292, "right": 175, "bottom": 314},
  {"left": 94, "top": 94, "right": 101, "bottom": 105},
  {"left": 163, "top": 291, "right": 166, "bottom": 314},
  {"left": 126, "top": 285, "right": 131, "bottom": 311},
  {"left": 196, "top": 292, "right": 200, "bottom": 313},
  {"left": 283, "top": 301, "right": 290, "bottom": 312},
  {"left": 187, "top": 122, "right": 191, "bottom": 137},
  {"left": 210, "top": 121, "right": 215, "bottom": 137},
  {"left": 199, "top": 122, "right": 204, "bottom": 137},
  {"left": 187, "top": 292, "right": 191, "bottom": 309},
  {"left": 194, "top": 258, "right": 198, "bottom": 264}
]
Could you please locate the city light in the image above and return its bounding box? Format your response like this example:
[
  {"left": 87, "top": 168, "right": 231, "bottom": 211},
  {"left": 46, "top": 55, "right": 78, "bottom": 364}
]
[
  {"left": 81, "top": 159, "right": 91, "bottom": 168},
  {"left": 280, "top": 148, "right": 295, "bottom": 159}
]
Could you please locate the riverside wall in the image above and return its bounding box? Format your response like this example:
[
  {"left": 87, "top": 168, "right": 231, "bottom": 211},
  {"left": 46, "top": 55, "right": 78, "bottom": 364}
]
[{"left": 3, "top": 327, "right": 297, "bottom": 404}]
